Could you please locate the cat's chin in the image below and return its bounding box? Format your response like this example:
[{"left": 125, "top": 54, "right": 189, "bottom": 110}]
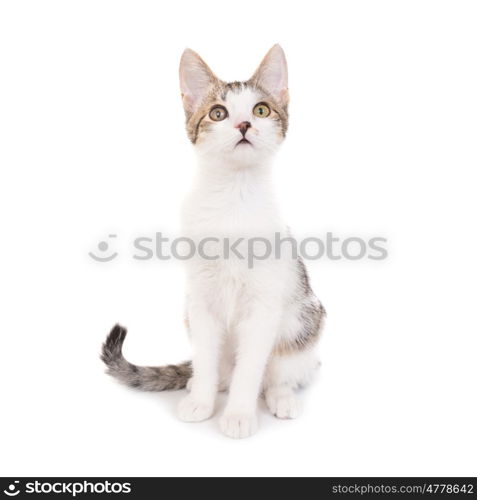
[
  {"left": 196, "top": 142, "right": 277, "bottom": 169},
  {"left": 228, "top": 145, "right": 271, "bottom": 165}
]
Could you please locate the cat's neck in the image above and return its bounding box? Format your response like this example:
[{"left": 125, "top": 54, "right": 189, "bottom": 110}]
[
  {"left": 194, "top": 157, "right": 275, "bottom": 197},
  {"left": 184, "top": 156, "right": 284, "bottom": 232}
]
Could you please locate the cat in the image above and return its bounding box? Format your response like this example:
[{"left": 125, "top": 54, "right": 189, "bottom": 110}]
[{"left": 101, "top": 44, "right": 326, "bottom": 438}]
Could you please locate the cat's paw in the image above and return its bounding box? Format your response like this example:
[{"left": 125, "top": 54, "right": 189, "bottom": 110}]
[
  {"left": 178, "top": 395, "right": 214, "bottom": 422},
  {"left": 265, "top": 389, "right": 300, "bottom": 419},
  {"left": 219, "top": 412, "right": 258, "bottom": 439}
]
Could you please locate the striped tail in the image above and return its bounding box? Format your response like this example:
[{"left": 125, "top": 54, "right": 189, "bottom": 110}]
[{"left": 101, "top": 324, "right": 192, "bottom": 391}]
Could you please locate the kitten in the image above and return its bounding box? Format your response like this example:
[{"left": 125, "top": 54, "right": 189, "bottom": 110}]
[{"left": 101, "top": 45, "right": 325, "bottom": 438}]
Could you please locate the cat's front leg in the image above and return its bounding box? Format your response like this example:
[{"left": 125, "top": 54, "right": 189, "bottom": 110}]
[
  {"left": 219, "top": 306, "right": 279, "bottom": 438},
  {"left": 178, "top": 300, "right": 222, "bottom": 422},
  {"left": 187, "top": 341, "right": 234, "bottom": 392}
]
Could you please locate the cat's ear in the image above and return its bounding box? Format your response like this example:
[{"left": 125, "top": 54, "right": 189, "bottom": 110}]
[
  {"left": 179, "top": 48, "right": 218, "bottom": 114},
  {"left": 251, "top": 44, "right": 289, "bottom": 106}
]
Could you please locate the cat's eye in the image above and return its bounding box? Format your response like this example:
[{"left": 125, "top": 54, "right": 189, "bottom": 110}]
[
  {"left": 253, "top": 103, "right": 271, "bottom": 118},
  {"left": 209, "top": 106, "right": 228, "bottom": 121}
]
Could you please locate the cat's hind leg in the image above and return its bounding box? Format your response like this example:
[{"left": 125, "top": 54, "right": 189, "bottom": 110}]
[
  {"left": 263, "top": 349, "right": 319, "bottom": 419},
  {"left": 265, "top": 385, "right": 300, "bottom": 419}
]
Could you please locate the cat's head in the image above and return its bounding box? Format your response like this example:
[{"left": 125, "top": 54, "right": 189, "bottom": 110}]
[{"left": 179, "top": 45, "right": 288, "bottom": 166}]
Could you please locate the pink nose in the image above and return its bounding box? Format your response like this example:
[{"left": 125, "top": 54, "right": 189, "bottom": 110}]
[{"left": 236, "top": 121, "right": 251, "bottom": 137}]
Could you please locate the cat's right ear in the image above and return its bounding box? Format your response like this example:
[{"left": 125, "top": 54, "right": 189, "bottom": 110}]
[{"left": 179, "top": 49, "right": 218, "bottom": 114}]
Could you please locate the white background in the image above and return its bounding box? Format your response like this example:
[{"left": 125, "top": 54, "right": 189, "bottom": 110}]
[{"left": 0, "top": 0, "right": 476, "bottom": 477}]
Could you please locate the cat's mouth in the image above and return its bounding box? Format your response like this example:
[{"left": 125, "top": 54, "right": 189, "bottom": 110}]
[{"left": 235, "top": 138, "right": 252, "bottom": 147}]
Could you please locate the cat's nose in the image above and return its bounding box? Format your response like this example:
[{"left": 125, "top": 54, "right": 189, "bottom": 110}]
[{"left": 236, "top": 121, "right": 251, "bottom": 137}]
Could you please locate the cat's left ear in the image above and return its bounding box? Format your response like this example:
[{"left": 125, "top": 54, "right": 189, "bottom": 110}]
[{"left": 251, "top": 44, "right": 289, "bottom": 106}]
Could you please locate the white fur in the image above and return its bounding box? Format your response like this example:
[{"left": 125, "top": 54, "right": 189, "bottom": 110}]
[{"left": 178, "top": 46, "right": 319, "bottom": 438}]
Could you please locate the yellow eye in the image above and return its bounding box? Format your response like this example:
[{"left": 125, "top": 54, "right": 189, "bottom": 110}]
[
  {"left": 253, "top": 103, "right": 271, "bottom": 118},
  {"left": 209, "top": 106, "right": 228, "bottom": 121}
]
